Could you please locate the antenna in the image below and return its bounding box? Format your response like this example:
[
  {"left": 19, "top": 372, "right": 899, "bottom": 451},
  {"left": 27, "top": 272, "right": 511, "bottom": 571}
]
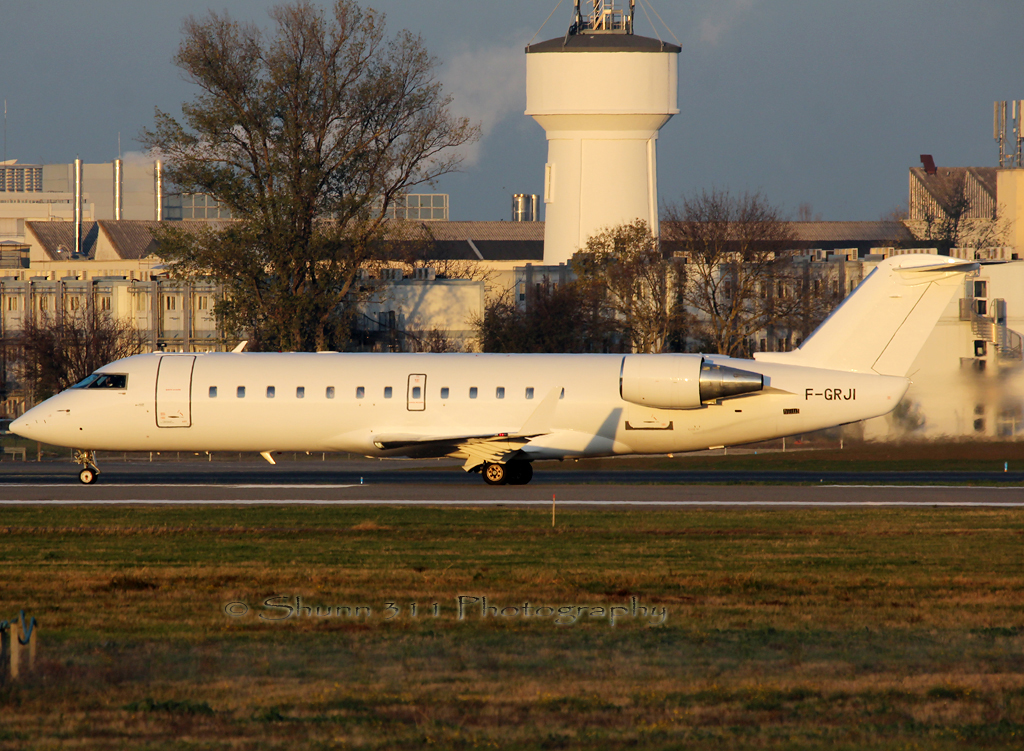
[
  {"left": 3, "top": 99, "right": 6, "bottom": 165},
  {"left": 994, "top": 100, "right": 1024, "bottom": 168}
]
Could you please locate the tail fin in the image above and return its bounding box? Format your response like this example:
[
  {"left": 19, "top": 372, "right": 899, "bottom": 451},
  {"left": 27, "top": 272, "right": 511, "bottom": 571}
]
[{"left": 755, "top": 254, "right": 977, "bottom": 375}]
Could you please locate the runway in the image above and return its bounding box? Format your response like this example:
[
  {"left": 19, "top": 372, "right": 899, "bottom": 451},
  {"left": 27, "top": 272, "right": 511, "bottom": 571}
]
[{"left": 1, "top": 460, "right": 1021, "bottom": 505}]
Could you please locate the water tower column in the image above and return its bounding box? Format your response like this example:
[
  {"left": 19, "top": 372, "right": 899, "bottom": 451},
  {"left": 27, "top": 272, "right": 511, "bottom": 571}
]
[{"left": 526, "top": 9, "right": 679, "bottom": 265}]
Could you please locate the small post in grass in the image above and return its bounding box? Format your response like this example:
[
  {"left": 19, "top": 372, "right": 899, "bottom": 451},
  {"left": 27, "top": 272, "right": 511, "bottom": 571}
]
[{"left": 552, "top": 494, "right": 556, "bottom": 528}]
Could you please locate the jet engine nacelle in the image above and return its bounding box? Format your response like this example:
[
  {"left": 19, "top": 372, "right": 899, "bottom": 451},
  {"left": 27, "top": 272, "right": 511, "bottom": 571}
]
[{"left": 620, "top": 355, "right": 764, "bottom": 410}]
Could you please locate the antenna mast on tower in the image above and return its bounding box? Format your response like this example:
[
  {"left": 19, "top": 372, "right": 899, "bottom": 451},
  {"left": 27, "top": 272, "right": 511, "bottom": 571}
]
[{"left": 995, "top": 100, "right": 1024, "bottom": 168}]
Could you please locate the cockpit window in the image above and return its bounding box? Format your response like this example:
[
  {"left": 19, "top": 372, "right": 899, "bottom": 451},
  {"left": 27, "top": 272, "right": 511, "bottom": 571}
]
[
  {"left": 86, "top": 373, "right": 128, "bottom": 389},
  {"left": 72, "top": 374, "right": 101, "bottom": 389}
]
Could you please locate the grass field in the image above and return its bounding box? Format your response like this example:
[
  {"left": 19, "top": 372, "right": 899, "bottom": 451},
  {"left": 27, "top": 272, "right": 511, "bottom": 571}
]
[{"left": 2, "top": 504, "right": 1024, "bottom": 749}]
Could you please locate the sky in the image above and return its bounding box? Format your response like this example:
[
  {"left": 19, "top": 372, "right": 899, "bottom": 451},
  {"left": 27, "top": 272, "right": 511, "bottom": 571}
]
[{"left": 2, "top": 0, "right": 1021, "bottom": 222}]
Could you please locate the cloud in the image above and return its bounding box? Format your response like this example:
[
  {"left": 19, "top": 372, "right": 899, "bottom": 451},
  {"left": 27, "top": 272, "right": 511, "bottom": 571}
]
[
  {"left": 440, "top": 42, "right": 527, "bottom": 166},
  {"left": 121, "top": 149, "right": 162, "bottom": 164},
  {"left": 697, "top": 0, "right": 758, "bottom": 46}
]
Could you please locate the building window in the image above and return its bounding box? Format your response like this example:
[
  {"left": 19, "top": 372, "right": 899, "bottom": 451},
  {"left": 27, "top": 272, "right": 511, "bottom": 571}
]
[
  {"left": 974, "top": 418, "right": 985, "bottom": 433},
  {"left": 266, "top": 386, "right": 275, "bottom": 398},
  {"left": 974, "top": 280, "right": 987, "bottom": 298},
  {"left": 469, "top": 387, "right": 478, "bottom": 399},
  {"left": 356, "top": 386, "right": 365, "bottom": 399},
  {"left": 5, "top": 296, "right": 17, "bottom": 311},
  {"left": 976, "top": 299, "right": 987, "bottom": 316},
  {"left": 974, "top": 341, "right": 987, "bottom": 357},
  {"left": 496, "top": 387, "right": 505, "bottom": 399},
  {"left": 384, "top": 386, "right": 393, "bottom": 398},
  {"left": 525, "top": 387, "right": 534, "bottom": 399},
  {"left": 165, "top": 296, "right": 176, "bottom": 311},
  {"left": 99, "top": 296, "right": 111, "bottom": 311},
  {"left": 296, "top": 386, "right": 305, "bottom": 398},
  {"left": 196, "top": 296, "right": 209, "bottom": 310},
  {"left": 209, "top": 386, "right": 217, "bottom": 398},
  {"left": 440, "top": 387, "right": 449, "bottom": 399},
  {"left": 237, "top": 386, "right": 245, "bottom": 398},
  {"left": 326, "top": 386, "right": 335, "bottom": 399}
]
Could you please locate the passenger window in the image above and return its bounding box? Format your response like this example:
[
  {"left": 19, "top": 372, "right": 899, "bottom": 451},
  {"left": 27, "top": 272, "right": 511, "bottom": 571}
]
[
  {"left": 469, "top": 387, "right": 478, "bottom": 399},
  {"left": 209, "top": 386, "right": 217, "bottom": 398},
  {"left": 326, "top": 386, "right": 335, "bottom": 399},
  {"left": 237, "top": 386, "right": 245, "bottom": 398},
  {"left": 267, "top": 386, "right": 275, "bottom": 398},
  {"left": 356, "top": 387, "right": 365, "bottom": 399},
  {"left": 525, "top": 387, "right": 534, "bottom": 399},
  {"left": 296, "top": 386, "right": 305, "bottom": 398},
  {"left": 440, "top": 387, "right": 449, "bottom": 399},
  {"left": 496, "top": 387, "right": 505, "bottom": 399},
  {"left": 384, "top": 386, "right": 393, "bottom": 398},
  {"left": 412, "top": 386, "right": 422, "bottom": 399}
]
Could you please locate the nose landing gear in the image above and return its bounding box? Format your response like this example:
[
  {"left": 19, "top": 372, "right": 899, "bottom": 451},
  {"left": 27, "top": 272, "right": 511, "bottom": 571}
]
[{"left": 74, "top": 450, "right": 100, "bottom": 484}]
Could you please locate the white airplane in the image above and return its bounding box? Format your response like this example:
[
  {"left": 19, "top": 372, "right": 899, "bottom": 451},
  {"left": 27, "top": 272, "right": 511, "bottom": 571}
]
[{"left": 12, "top": 254, "right": 974, "bottom": 485}]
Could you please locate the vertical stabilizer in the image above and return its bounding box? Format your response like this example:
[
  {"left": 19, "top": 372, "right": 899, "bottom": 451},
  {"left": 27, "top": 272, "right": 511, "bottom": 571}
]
[{"left": 754, "top": 254, "right": 977, "bottom": 376}]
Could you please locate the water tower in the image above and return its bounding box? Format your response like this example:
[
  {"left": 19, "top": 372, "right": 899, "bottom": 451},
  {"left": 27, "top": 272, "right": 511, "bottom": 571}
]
[{"left": 526, "top": 0, "right": 680, "bottom": 265}]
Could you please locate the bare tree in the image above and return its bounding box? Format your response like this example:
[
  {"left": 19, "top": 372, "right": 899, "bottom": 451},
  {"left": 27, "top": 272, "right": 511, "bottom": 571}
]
[
  {"left": 13, "top": 310, "right": 146, "bottom": 403},
  {"left": 476, "top": 283, "right": 613, "bottom": 354},
  {"left": 664, "top": 190, "right": 798, "bottom": 357},
  {"left": 142, "top": 1, "right": 479, "bottom": 352},
  {"left": 571, "top": 219, "right": 687, "bottom": 353},
  {"left": 917, "top": 172, "right": 1009, "bottom": 255}
]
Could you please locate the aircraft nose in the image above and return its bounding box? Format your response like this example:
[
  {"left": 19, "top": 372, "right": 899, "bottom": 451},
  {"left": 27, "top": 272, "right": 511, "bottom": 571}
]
[{"left": 10, "top": 412, "right": 36, "bottom": 439}]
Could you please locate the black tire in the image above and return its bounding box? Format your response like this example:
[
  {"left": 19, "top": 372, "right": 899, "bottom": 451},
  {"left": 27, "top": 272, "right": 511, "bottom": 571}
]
[
  {"left": 507, "top": 461, "right": 534, "bottom": 485},
  {"left": 482, "top": 462, "right": 507, "bottom": 486},
  {"left": 79, "top": 468, "right": 97, "bottom": 485}
]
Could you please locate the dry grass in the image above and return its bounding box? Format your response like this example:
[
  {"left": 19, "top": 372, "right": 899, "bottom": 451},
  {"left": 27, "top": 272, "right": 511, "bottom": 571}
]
[{"left": 1, "top": 505, "right": 1023, "bottom": 749}]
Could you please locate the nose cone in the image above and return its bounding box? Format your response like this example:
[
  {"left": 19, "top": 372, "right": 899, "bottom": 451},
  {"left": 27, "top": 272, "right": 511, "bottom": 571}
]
[{"left": 10, "top": 411, "right": 41, "bottom": 441}]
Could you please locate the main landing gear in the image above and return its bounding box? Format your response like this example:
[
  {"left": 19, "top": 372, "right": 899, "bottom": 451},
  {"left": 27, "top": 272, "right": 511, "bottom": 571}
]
[
  {"left": 481, "top": 461, "right": 533, "bottom": 486},
  {"left": 74, "top": 450, "right": 100, "bottom": 484}
]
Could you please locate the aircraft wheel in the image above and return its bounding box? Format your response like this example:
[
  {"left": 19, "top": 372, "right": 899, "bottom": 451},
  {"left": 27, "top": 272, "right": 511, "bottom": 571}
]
[
  {"left": 79, "top": 467, "right": 98, "bottom": 485},
  {"left": 482, "top": 462, "right": 507, "bottom": 486},
  {"left": 507, "top": 461, "right": 533, "bottom": 485}
]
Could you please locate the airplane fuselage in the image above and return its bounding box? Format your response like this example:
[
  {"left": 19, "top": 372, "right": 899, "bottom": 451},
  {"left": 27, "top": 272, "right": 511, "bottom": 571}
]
[{"left": 14, "top": 351, "right": 907, "bottom": 461}]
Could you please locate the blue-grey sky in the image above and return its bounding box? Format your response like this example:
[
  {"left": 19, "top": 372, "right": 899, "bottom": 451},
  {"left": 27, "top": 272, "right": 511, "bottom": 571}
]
[{"left": 2, "top": 0, "right": 1021, "bottom": 221}]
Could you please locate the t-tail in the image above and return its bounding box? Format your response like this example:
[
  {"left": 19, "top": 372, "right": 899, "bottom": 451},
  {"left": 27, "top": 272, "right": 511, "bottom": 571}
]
[{"left": 755, "top": 254, "right": 977, "bottom": 376}]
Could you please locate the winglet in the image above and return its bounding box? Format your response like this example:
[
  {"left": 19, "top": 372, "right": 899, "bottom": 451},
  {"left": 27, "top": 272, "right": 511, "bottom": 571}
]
[{"left": 513, "top": 387, "right": 561, "bottom": 437}]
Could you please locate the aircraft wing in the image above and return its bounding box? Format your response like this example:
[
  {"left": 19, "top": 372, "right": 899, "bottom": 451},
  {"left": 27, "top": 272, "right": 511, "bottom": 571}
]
[{"left": 372, "top": 386, "right": 562, "bottom": 470}]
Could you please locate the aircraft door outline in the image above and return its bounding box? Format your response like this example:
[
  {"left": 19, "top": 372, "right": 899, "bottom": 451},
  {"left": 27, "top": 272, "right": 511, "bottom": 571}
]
[
  {"left": 155, "top": 355, "right": 196, "bottom": 428},
  {"left": 407, "top": 374, "right": 426, "bottom": 411}
]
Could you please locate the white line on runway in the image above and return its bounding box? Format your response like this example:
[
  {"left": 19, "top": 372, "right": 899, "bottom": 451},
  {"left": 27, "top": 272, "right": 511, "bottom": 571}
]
[
  {"left": 2, "top": 500, "right": 1024, "bottom": 506},
  {"left": 0, "top": 484, "right": 361, "bottom": 489}
]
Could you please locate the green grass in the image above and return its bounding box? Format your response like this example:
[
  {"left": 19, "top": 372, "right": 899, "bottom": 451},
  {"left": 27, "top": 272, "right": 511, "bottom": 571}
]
[{"left": 2, "top": 505, "right": 1023, "bottom": 749}]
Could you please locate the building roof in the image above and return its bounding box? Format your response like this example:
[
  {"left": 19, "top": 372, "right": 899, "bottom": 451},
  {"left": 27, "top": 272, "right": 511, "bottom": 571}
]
[
  {"left": 28, "top": 219, "right": 223, "bottom": 261},
  {"left": 24, "top": 218, "right": 916, "bottom": 266},
  {"left": 28, "top": 221, "right": 100, "bottom": 260},
  {"left": 787, "top": 221, "right": 913, "bottom": 245},
  {"left": 909, "top": 167, "right": 997, "bottom": 219},
  {"left": 384, "top": 220, "right": 545, "bottom": 262},
  {"left": 527, "top": 34, "right": 681, "bottom": 54}
]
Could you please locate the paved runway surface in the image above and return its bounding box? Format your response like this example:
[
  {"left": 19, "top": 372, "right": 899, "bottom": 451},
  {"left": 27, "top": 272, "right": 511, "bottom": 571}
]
[{"left": 1, "top": 460, "right": 1022, "bottom": 505}]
